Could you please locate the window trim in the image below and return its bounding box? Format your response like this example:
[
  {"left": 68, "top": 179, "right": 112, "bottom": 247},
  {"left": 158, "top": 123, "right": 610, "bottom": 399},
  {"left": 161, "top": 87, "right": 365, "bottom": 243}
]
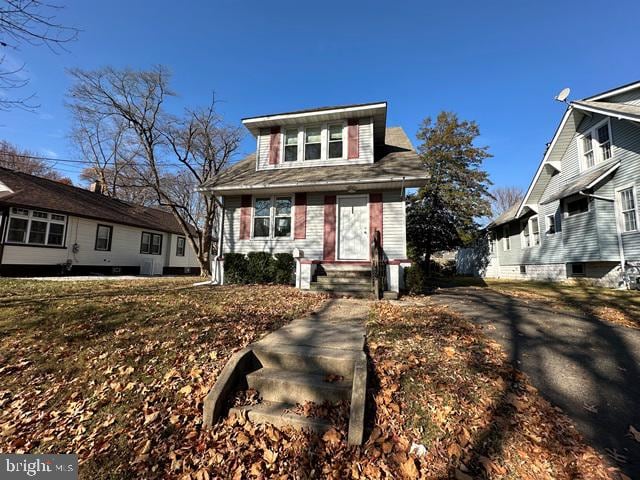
[
  {"left": 4, "top": 207, "right": 67, "bottom": 248},
  {"left": 615, "top": 183, "right": 640, "bottom": 234},
  {"left": 94, "top": 224, "right": 113, "bottom": 252},
  {"left": 140, "top": 231, "right": 163, "bottom": 255},
  {"left": 577, "top": 118, "right": 614, "bottom": 172},
  {"left": 250, "top": 195, "right": 294, "bottom": 240},
  {"left": 520, "top": 216, "right": 540, "bottom": 249},
  {"left": 176, "top": 236, "right": 186, "bottom": 256}
]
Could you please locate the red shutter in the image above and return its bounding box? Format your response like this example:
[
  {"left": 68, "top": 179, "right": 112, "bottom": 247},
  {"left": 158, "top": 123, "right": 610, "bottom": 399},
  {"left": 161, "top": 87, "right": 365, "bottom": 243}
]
[
  {"left": 294, "top": 192, "right": 307, "bottom": 240},
  {"left": 239, "top": 195, "right": 252, "bottom": 240},
  {"left": 347, "top": 119, "right": 359, "bottom": 159},
  {"left": 369, "top": 193, "right": 383, "bottom": 246},
  {"left": 269, "top": 127, "right": 281, "bottom": 165},
  {"left": 323, "top": 195, "right": 336, "bottom": 261}
]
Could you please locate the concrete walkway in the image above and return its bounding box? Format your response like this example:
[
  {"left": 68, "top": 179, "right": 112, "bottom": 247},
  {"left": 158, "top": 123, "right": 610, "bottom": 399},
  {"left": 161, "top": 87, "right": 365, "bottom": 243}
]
[
  {"left": 254, "top": 297, "right": 368, "bottom": 351},
  {"left": 430, "top": 286, "right": 640, "bottom": 478}
]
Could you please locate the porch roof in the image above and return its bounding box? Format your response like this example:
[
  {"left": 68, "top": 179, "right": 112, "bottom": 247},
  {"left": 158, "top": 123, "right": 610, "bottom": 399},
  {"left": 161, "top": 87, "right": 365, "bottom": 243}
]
[{"left": 198, "top": 127, "right": 429, "bottom": 195}]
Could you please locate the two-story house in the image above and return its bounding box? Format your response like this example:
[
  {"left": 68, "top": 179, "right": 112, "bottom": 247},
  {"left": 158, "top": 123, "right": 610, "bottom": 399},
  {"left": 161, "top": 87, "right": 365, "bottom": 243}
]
[
  {"left": 198, "top": 102, "right": 429, "bottom": 296},
  {"left": 479, "top": 81, "right": 640, "bottom": 287}
]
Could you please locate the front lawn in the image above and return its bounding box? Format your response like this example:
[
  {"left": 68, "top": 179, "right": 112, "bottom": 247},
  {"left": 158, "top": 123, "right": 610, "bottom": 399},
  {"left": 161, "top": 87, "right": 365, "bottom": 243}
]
[
  {"left": 0, "top": 278, "right": 324, "bottom": 479},
  {"left": 437, "top": 277, "right": 640, "bottom": 329}
]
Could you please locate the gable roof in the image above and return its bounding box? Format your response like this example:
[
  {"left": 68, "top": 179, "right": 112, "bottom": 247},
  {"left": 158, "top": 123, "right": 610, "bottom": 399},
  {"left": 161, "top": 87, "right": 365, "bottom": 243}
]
[
  {"left": 515, "top": 81, "right": 640, "bottom": 219},
  {"left": 487, "top": 202, "right": 520, "bottom": 228},
  {"left": 198, "top": 126, "right": 428, "bottom": 194},
  {"left": 0, "top": 167, "right": 185, "bottom": 234}
]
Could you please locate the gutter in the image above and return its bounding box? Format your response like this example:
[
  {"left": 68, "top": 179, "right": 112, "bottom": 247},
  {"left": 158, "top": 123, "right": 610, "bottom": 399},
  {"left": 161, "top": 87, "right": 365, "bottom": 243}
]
[
  {"left": 0, "top": 206, "right": 8, "bottom": 265},
  {"left": 197, "top": 175, "right": 428, "bottom": 194}
]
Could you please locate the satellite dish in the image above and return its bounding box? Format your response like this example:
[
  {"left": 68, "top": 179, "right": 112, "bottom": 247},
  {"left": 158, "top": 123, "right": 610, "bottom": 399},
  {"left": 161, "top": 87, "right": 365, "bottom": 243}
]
[{"left": 555, "top": 87, "right": 571, "bottom": 102}]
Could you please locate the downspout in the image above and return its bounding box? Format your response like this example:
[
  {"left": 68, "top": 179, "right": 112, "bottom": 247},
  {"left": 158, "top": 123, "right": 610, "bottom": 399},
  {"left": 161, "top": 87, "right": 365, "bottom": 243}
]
[
  {"left": 213, "top": 196, "right": 225, "bottom": 284},
  {"left": 0, "top": 206, "right": 8, "bottom": 266}
]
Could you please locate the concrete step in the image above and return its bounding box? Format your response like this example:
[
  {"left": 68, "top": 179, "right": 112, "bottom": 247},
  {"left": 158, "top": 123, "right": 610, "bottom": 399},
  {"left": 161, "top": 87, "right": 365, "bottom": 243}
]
[
  {"left": 325, "top": 270, "right": 370, "bottom": 279},
  {"left": 316, "top": 276, "right": 370, "bottom": 285},
  {"left": 252, "top": 344, "right": 359, "bottom": 378},
  {"left": 230, "top": 401, "right": 332, "bottom": 434},
  {"left": 310, "top": 283, "right": 371, "bottom": 292},
  {"left": 247, "top": 367, "right": 351, "bottom": 404}
]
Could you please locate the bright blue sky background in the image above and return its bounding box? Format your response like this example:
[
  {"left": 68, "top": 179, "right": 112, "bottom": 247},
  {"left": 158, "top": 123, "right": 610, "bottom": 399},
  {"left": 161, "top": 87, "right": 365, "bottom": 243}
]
[{"left": 1, "top": 0, "right": 639, "bottom": 189}]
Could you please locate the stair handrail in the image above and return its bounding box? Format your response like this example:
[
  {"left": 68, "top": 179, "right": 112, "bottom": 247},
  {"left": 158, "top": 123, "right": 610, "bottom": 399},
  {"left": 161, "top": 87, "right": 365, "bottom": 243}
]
[{"left": 370, "top": 229, "right": 386, "bottom": 300}]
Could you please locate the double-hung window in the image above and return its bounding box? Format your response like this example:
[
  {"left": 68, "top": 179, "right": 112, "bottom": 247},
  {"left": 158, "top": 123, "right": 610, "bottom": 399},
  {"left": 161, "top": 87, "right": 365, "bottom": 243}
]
[
  {"left": 546, "top": 214, "right": 557, "bottom": 235},
  {"left": 253, "top": 198, "right": 271, "bottom": 237},
  {"left": 503, "top": 225, "right": 511, "bottom": 251},
  {"left": 5, "top": 208, "right": 66, "bottom": 246},
  {"left": 141, "top": 232, "right": 162, "bottom": 255},
  {"left": 579, "top": 120, "right": 613, "bottom": 170},
  {"left": 284, "top": 129, "right": 298, "bottom": 162},
  {"left": 252, "top": 196, "right": 292, "bottom": 238},
  {"left": 304, "top": 127, "right": 322, "bottom": 160},
  {"left": 531, "top": 217, "right": 540, "bottom": 246},
  {"left": 95, "top": 224, "right": 113, "bottom": 251},
  {"left": 328, "top": 124, "right": 343, "bottom": 159},
  {"left": 176, "top": 236, "right": 186, "bottom": 256},
  {"left": 618, "top": 186, "right": 638, "bottom": 232},
  {"left": 522, "top": 217, "right": 540, "bottom": 247}
]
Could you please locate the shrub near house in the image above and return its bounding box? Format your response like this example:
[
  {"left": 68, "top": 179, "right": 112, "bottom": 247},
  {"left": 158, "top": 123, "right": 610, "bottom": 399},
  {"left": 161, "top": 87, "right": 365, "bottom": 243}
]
[{"left": 224, "top": 252, "right": 295, "bottom": 285}]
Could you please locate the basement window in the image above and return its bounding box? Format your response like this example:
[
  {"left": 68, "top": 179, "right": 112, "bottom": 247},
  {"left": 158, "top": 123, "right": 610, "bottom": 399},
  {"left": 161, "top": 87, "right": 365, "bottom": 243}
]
[{"left": 568, "top": 263, "right": 585, "bottom": 277}]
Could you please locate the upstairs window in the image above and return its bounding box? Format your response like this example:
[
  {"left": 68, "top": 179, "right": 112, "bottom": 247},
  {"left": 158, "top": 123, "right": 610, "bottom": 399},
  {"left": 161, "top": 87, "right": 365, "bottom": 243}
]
[
  {"left": 566, "top": 197, "right": 589, "bottom": 216},
  {"left": 579, "top": 119, "right": 613, "bottom": 170},
  {"left": 304, "top": 127, "right": 321, "bottom": 160},
  {"left": 328, "top": 124, "right": 343, "bottom": 159},
  {"left": 618, "top": 186, "right": 638, "bottom": 232},
  {"left": 284, "top": 129, "right": 298, "bottom": 162},
  {"left": 176, "top": 236, "right": 186, "bottom": 256},
  {"left": 5, "top": 208, "right": 66, "bottom": 246}
]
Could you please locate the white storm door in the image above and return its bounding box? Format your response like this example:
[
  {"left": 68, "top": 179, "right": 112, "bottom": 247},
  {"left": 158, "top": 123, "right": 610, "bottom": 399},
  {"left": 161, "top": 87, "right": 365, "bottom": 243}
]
[{"left": 338, "top": 195, "right": 369, "bottom": 260}]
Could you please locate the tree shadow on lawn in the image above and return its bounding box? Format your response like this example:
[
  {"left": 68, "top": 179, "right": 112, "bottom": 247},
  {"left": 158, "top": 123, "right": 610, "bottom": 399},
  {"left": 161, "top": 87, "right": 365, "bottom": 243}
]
[{"left": 432, "top": 286, "right": 640, "bottom": 478}]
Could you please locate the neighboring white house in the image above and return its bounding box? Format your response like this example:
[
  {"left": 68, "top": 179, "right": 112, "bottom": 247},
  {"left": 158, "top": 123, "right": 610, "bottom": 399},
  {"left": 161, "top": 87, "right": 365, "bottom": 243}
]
[
  {"left": 0, "top": 167, "right": 200, "bottom": 276},
  {"left": 198, "top": 101, "right": 429, "bottom": 295}
]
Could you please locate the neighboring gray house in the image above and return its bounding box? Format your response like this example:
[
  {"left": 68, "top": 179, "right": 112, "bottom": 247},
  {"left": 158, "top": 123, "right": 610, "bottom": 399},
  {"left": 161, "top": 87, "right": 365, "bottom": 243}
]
[{"left": 464, "top": 80, "right": 640, "bottom": 287}]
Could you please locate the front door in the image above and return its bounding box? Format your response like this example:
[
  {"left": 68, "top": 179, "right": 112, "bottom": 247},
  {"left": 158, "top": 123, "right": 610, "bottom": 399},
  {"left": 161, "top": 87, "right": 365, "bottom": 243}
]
[{"left": 338, "top": 195, "right": 369, "bottom": 260}]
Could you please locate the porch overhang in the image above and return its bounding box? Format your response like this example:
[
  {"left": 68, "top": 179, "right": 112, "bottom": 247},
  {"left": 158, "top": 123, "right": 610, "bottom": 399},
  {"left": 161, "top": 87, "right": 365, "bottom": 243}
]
[{"left": 199, "top": 175, "right": 429, "bottom": 196}]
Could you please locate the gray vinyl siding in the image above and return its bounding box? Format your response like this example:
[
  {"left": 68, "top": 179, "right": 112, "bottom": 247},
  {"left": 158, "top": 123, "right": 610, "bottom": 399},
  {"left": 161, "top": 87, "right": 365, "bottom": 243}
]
[{"left": 607, "top": 90, "right": 640, "bottom": 106}]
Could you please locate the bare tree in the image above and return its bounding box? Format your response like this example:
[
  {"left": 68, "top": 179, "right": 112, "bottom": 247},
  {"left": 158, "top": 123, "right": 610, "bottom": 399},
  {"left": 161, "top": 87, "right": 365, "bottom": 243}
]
[
  {"left": 0, "top": 0, "right": 78, "bottom": 110},
  {"left": 0, "top": 139, "right": 72, "bottom": 183},
  {"left": 67, "top": 66, "right": 242, "bottom": 276},
  {"left": 490, "top": 185, "right": 525, "bottom": 218}
]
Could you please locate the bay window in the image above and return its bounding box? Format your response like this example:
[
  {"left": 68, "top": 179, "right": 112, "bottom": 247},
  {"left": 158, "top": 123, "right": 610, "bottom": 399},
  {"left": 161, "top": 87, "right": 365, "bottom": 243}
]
[
  {"left": 252, "top": 196, "right": 292, "bottom": 238},
  {"left": 5, "top": 208, "right": 66, "bottom": 246}
]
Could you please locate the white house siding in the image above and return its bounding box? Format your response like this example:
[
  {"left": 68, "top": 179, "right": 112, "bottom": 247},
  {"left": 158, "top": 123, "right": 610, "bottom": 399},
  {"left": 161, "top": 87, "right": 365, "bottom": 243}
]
[
  {"left": 167, "top": 233, "right": 199, "bottom": 269},
  {"left": 222, "top": 189, "right": 406, "bottom": 260},
  {"left": 256, "top": 117, "right": 374, "bottom": 170},
  {"left": 1, "top": 214, "right": 199, "bottom": 274}
]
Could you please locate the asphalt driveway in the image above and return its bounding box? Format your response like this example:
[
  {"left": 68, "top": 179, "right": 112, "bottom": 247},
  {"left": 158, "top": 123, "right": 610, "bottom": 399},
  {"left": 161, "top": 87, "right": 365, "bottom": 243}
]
[{"left": 431, "top": 286, "right": 640, "bottom": 478}]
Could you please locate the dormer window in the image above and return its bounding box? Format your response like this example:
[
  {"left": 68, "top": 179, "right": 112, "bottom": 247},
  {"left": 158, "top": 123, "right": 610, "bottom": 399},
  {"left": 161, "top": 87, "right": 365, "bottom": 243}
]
[
  {"left": 304, "top": 127, "right": 321, "bottom": 160},
  {"left": 578, "top": 119, "right": 613, "bottom": 170},
  {"left": 328, "top": 124, "right": 343, "bottom": 159},
  {"left": 284, "top": 129, "right": 298, "bottom": 162}
]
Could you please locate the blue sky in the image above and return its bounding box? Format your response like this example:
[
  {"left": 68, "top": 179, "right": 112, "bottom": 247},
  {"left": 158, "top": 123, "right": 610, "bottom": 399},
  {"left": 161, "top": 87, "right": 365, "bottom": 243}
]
[{"left": 1, "top": 0, "right": 639, "bottom": 189}]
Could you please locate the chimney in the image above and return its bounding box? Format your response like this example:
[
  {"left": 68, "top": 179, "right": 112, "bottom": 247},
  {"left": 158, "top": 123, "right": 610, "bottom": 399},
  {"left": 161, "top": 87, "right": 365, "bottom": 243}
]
[{"left": 89, "top": 181, "right": 106, "bottom": 194}]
